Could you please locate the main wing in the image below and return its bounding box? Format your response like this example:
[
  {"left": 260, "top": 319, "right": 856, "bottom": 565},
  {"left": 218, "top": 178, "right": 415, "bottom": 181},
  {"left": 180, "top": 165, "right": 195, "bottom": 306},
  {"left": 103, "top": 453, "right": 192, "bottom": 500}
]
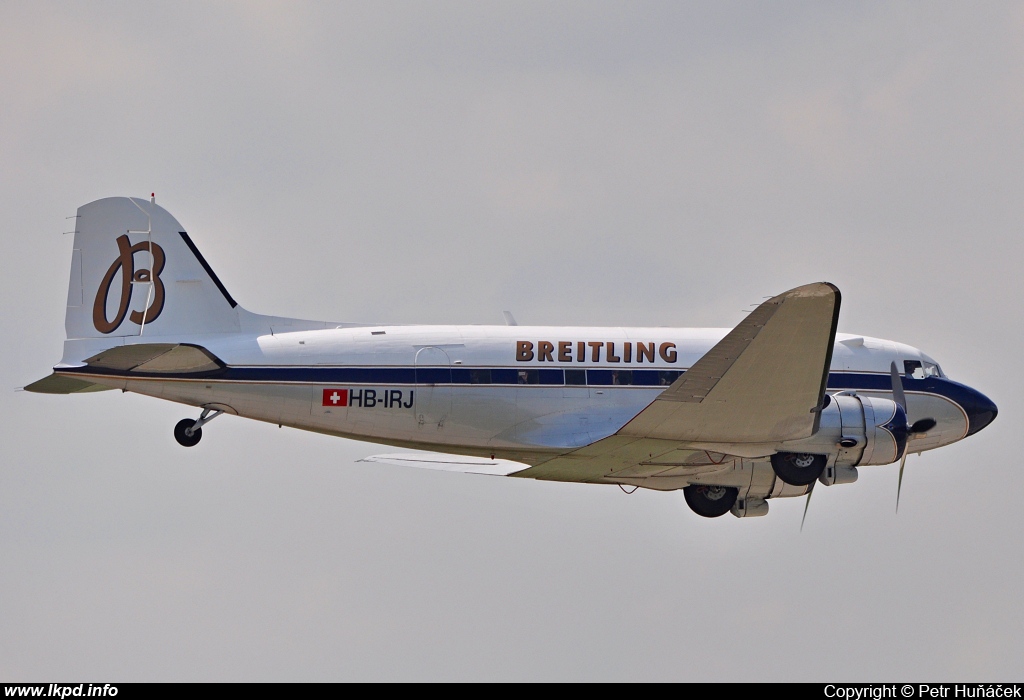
[
  {"left": 515, "top": 282, "right": 841, "bottom": 482},
  {"left": 621, "top": 281, "right": 839, "bottom": 443}
]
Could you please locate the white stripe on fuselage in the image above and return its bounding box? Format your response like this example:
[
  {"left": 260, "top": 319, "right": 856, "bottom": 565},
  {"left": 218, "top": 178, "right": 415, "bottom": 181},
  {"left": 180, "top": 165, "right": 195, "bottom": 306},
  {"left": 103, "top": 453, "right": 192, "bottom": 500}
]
[{"left": 169, "top": 326, "right": 924, "bottom": 374}]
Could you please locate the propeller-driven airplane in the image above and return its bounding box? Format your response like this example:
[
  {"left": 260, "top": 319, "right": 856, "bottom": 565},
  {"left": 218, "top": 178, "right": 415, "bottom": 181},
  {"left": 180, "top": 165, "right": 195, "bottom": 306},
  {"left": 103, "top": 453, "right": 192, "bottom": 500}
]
[{"left": 26, "top": 196, "right": 998, "bottom": 519}]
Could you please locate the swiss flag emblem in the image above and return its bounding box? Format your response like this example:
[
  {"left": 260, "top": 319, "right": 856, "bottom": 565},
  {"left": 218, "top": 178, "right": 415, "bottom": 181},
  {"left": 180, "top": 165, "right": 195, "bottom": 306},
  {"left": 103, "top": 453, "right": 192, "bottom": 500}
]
[{"left": 322, "top": 389, "right": 348, "bottom": 407}]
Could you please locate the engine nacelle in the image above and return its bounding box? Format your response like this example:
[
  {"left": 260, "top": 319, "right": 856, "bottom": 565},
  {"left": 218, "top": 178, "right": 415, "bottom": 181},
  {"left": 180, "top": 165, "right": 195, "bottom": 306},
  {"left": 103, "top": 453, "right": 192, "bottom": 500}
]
[{"left": 779, "top": 393, "right": 906, "bottom": 470}]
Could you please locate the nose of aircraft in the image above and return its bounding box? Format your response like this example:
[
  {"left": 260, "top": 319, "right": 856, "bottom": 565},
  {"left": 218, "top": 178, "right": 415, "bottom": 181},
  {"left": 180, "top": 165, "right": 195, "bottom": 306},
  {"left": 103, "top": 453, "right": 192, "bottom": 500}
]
[{"left": 962, "top": 385, "right": 998, "bottom": 436}]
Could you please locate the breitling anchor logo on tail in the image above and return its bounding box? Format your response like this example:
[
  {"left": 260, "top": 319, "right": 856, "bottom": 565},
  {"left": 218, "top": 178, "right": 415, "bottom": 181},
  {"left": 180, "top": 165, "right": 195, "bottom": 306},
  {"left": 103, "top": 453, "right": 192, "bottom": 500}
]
[{"left": 92, "top": 234, "right": 166, "bottom": 334}]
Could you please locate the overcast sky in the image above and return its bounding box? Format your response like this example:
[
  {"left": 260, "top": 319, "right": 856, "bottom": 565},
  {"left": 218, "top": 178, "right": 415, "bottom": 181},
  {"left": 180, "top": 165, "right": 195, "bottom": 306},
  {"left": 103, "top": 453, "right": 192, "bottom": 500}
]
[{"left": 2, "top": 1, "right": 1021, "bottom": 681}]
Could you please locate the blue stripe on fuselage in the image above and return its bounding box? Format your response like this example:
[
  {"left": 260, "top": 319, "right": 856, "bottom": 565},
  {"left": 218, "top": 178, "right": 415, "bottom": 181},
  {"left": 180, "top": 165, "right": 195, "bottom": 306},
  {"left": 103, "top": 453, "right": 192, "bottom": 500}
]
[
  {"left": 58, "top": 364, "right": 999, "bottom": 433},
  {"left": 61, "top": 362, "right": 997, "bottom": 437},
  {"left": 62, "top": 362, "right": 963, "bottom": 396}
]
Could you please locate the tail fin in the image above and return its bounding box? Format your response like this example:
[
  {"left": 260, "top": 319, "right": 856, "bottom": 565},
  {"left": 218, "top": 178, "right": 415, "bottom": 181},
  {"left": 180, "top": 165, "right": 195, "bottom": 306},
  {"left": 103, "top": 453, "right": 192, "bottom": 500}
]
[{"left": 65, "top": 196, "right": 241, "bottom": 341}]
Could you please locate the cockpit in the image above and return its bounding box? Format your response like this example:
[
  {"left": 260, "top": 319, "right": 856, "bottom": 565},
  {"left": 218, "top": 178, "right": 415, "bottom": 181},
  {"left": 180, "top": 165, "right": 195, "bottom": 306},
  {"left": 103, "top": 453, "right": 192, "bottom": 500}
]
[{"left": 903, "top": 359, "right": 945, "bottom": 379}]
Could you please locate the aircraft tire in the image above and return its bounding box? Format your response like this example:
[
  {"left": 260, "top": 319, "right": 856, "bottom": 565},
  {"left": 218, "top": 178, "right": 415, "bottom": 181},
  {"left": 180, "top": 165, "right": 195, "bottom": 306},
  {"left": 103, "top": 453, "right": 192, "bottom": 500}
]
[
  {"left": 770, "top": 452, "right": 826, "bottom": 486},
  {"left": 683, "top": 484, "right": 738, "bottom": 518},
  {"left": 174, "top": 419, "right": 202, "bottom": 447}
]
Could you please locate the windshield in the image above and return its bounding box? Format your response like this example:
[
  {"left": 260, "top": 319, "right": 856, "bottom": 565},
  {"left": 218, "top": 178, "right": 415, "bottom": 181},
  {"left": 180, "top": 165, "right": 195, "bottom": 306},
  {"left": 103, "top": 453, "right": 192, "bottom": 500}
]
[{"left": 904, "top": 359, "right": 945, "bottom": 379}]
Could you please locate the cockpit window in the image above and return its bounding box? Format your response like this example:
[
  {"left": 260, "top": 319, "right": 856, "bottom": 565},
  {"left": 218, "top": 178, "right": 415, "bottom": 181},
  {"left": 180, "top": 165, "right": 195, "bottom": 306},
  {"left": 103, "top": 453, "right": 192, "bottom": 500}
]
[{"left": 904, "top": 359, "right": 944, "bottom": 379}]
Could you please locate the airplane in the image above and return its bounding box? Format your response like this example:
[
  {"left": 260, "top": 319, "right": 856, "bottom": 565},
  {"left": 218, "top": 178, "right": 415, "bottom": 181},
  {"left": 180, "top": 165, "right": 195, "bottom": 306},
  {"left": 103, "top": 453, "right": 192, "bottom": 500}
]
[{"left": 25, "top": 196, "right": 998, "bottom": 520}]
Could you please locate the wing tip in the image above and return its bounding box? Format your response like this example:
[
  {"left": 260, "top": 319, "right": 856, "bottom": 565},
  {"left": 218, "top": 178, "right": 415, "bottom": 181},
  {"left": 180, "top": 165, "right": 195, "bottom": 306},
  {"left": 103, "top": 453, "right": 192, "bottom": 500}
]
[
  {"left": 781, "top": 281, "right": 840, "bottom": 299},
  {"left": 359, "top": 452, "right": 529, "bottom": 476},
  {"left": 822, "top": 281, "right": 841, "bottom": 305}
]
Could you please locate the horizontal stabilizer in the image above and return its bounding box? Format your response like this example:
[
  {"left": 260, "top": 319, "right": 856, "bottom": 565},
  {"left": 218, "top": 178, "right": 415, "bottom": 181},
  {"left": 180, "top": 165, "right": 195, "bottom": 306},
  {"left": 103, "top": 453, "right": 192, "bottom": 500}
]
[
  {"left": 83, "top": 343, "right": 223, "bottom": 374},
  {"left": 23, "top": 374, "right": 113, "bottom": 394},
  {"left": 359, "top": 452, "right": 530, "bottom": 476}
]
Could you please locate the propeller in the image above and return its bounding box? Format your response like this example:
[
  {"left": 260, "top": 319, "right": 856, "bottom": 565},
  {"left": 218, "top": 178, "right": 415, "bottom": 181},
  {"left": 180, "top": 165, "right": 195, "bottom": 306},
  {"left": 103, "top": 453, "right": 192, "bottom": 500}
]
[
  {"left": 800, "top": 481, "right": 814, "bottom": 532},
  {"left": 802, "top": 363, "right": 936, "bottom": 528},
  {"left": 889, "top": 362, "right": 937, "bottom": 512}
]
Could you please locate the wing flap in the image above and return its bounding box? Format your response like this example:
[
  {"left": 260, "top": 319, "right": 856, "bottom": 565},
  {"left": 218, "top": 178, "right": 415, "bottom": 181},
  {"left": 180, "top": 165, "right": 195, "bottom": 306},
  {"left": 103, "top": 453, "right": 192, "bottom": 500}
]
[{"left": 509, "top": 435, "right": 760, "bottom": 483}]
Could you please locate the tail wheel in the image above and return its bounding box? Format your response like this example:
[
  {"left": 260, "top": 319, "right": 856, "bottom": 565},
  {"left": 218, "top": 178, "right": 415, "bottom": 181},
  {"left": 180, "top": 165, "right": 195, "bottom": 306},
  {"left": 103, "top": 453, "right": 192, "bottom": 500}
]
[
  {"left": 174, "top": 418, "right": 202, "bottom": 447},
  {"left": 770, "top": 452, "right": 826, "bottom": 486},
  {"left": 683, "top": 484, "right": 738, "bottom": 518}
]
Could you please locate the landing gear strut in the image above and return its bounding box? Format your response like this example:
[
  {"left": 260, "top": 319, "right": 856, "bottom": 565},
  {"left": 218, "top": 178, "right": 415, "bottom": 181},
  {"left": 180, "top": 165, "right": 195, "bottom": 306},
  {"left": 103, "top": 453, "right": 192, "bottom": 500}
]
[{"left": 173, "top": 408, "right": 223, "bottom": 447}]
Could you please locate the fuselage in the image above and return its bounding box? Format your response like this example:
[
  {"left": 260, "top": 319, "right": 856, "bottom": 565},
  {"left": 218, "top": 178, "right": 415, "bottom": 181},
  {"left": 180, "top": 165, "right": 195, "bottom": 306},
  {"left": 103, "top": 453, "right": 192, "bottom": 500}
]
[
  {"left": 64, "top": 325, "right": 998, "bottom": 466},
  {"left": 37, "top": 197, "right": 1000, "bottom": 517}
]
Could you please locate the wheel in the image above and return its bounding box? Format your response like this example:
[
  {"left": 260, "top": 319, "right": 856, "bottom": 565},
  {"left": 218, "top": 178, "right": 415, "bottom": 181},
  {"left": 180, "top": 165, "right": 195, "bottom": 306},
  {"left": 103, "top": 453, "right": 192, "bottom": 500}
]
[
  {"left": 770, "top": 452, "right": 826, "bottom": 486},
  {"left": 174, "top": 418, "right": 202, "bottom": 447},
  {"left": 683, "top": 484, "right": 738, "bottom": 518}
]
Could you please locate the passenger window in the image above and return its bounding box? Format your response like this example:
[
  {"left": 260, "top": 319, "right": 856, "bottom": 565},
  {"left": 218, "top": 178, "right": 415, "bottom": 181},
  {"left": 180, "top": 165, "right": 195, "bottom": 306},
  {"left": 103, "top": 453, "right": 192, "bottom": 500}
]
[
  {"left": 539, "top": 369, "right": 564, "bottom": 385},
  {"left": 490, "top": 369, "right": 517, "bottom": 384},
  {"left": 470, "top": 369, "right": 491, "bottom": 384},
  {"left": 631, "top": 370, "right": 660, "bottom": 386},
  {"left": 564, "top": 369, "right": 586, "bottom": 385},
  {"left": 611, "top": 370, "right": 633, "bottom": 385},
  {"left": 518, "top": 369, "right": 539, "bottom": 385},
  {"left": 659, "top": 370, "right": 682, "bottom": 385}
]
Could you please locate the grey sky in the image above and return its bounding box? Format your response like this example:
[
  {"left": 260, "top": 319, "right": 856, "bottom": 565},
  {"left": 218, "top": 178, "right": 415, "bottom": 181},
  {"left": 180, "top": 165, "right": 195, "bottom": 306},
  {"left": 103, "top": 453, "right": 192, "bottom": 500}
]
[{"left": 1, "top": 1, "right": 1021, "bottom": 680}]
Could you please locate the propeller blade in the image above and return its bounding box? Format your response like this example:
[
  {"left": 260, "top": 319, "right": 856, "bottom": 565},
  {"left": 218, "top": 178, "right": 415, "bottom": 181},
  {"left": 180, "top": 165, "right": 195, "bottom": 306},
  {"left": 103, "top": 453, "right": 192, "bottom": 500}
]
[
  {"left": 801, "top": 481, "right": 815, "bottom": 532},
  {"left": 896, "top": 451, "right": 908, "bottom": 513},
  {"left": 890, "top": 361, "right": 907, "bottom": 412}
]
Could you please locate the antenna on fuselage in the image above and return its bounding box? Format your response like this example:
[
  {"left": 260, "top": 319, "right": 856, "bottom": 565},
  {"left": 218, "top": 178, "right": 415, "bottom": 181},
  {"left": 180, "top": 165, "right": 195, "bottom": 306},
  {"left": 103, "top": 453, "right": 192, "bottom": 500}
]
[{"left": 502, "top": 311, "right": 518, "bottom": 326}]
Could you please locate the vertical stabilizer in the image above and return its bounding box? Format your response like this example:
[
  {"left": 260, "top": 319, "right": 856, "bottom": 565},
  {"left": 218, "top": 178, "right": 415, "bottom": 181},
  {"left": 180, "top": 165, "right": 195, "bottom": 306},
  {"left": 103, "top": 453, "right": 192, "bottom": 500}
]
[{"left": 66, "top": 196, "right": 241, "bottom": 341}]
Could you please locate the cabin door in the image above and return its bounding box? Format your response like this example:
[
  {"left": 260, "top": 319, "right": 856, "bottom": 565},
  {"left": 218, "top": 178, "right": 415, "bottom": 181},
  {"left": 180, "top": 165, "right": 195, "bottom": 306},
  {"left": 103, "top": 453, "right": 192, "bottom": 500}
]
[{"left": 414, "top": 346, "right": 452, "bottom": 432}]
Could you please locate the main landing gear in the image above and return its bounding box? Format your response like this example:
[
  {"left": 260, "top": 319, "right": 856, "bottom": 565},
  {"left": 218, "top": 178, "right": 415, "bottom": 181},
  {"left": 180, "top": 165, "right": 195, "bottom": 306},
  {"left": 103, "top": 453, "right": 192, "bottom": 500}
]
[
  {"left": 683, "top": 484, "right": 738, "bottom": 518},
  {"left": 173, "top": 407, "right": 223, "bottom": 447},
  {"left": 770, "top": 452, "right": 826, "bottom": 486}
]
